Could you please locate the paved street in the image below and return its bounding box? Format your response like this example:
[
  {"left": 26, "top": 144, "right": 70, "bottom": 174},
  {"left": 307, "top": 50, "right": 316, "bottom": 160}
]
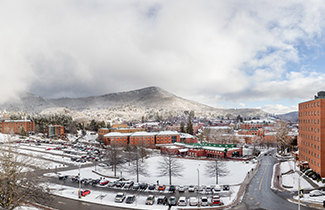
[{"left": 232, "top": 153, "right": 314, "bottom": 210}]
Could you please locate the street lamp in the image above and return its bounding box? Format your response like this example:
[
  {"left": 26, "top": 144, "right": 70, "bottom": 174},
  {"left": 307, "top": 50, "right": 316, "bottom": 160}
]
[
  {"left": 78, "top": 163, "right": 81, "bottom": 199},
  {"left": 298, "top": 167, "right": 306, "bottom": 210},
  {"left": 197, "top": 168, "right": 200, "bottom": 206}
]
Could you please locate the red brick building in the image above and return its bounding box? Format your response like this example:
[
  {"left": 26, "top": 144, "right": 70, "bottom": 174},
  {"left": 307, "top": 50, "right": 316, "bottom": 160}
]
[
  {"left": 298, "top": 91, "right": 325, "bottom": 177},
  {"left": 0, "top": 120, "right": 35, "bottom": 135},
  {"left": 47, "top": 125, "right": 65, "bottom": 138}
]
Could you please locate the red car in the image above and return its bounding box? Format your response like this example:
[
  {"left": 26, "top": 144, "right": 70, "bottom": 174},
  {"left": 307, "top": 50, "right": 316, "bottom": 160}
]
[
  {"left": 100, "top": 180, "right": 109, "bottom": 185},
  {"left": 81, "top": 190, "right": 90, "bottom": 196},
  {"left": 158, "top": 185, "right": 166, "bottom": 191},
  {"left": 46, "top": 148, "right": 51, "bottom": 150}
]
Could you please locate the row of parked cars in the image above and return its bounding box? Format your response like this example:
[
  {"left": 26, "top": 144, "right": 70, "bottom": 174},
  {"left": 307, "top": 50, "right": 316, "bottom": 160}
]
[
  {"left": 114, "top": 193, "right": 222, "bottom": 206},
  {"left": 63, "top": 174, "right": 231, "bottom": 195}
]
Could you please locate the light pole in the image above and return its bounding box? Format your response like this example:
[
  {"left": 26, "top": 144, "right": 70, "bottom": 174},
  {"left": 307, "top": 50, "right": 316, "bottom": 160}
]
[
  {"left": 197, "top": 168, "right": 200, "bottom": 206},
  {"left": 298, "top": 168, "right": 306, "bottom": 210},
  {"left": 78, "top": 163, "right": 81, "bottom": 199}
]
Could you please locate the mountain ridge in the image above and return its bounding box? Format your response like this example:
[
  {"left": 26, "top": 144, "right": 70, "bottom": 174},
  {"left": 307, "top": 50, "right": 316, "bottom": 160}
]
[{"left": 0, "top": 86, "right": 267, "bottom": 123}]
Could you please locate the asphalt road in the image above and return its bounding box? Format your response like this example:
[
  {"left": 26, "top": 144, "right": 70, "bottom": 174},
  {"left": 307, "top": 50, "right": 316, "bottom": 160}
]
[{"left": 231, "top": 153, "right": 314, "bottom": 210}]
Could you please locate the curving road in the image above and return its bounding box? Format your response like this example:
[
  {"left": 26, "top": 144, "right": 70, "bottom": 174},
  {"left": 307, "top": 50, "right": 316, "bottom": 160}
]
[{"left": 231, "top": 153, "right": 314, "bottom": 210}]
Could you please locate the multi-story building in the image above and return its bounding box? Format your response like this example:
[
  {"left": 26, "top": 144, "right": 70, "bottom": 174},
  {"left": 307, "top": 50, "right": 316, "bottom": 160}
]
[
  {"left": 98, "top": 126, "right": 146, "bottom": 140},
  {"left": 298, "top": 91, "right": 325, "bottom": 177},
  {"left": 103, "top": 131, "right": 189, "bottom": 147},
  {"left": 47, "top": 125, "right": 65, "bottom": 138},
  {"left": 0, "top": 119, "right": 35, "bottom": 135}
]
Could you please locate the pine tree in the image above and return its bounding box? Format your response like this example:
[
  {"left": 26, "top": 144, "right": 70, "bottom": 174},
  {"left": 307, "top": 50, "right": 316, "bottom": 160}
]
[{"left": 186, "top": 117, "right": 194, "bottom": 135}]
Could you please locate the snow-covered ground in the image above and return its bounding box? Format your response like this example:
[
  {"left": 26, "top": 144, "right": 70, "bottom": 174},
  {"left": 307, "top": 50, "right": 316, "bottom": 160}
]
[
  {"left": 60, "top": 155, "right": 256, "bottom": 186},
  {"left": 43, "top": 155, "right": 256, "bottom": 209}
]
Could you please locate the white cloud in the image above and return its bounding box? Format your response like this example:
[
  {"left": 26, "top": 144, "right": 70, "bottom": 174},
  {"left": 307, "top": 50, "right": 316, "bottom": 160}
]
[
  {"left": 0, "top": 0, "right": 325, "bottom": 111},
  {"left": 261, "top": 104, "right": 298, "bottom": 115}
]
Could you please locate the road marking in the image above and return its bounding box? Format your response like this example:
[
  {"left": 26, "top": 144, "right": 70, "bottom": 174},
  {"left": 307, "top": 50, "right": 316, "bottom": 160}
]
[
  {"left": 58, "top": 201, "right": 66, "bottom": 205},
  {"left": 250, "top": 197, "right": 254, "bottom": 200},
  {"left": 259, "top": 157, "right": 269, "bottom": 190},
  {"left": 82, "top": 203, "right": 90, "bottom": 206}
]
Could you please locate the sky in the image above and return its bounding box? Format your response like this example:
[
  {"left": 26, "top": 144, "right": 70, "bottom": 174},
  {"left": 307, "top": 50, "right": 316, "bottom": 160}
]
[{"left": 1, "top": 0, "right": 325, "bottom": 114}]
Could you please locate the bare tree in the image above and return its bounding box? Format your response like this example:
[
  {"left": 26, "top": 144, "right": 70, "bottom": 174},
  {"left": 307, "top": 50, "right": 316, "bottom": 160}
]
[
  {"left": 157, "top": 151, "right": 184, "bottom": 185},
  {"left": 275, "top": 121, "right": 290, "bottom": 154},
  {"left": 105, "top": 143, "right": 123, "bottom": 177},
  {"left": 0, "top": 137, "right": 51, "bottom": 210},
  {"left": 127, "top": 146, "right": 149, "bottom": 182},
  {"left": 204, "top": 159, "right": 229, "bottom": 184}
]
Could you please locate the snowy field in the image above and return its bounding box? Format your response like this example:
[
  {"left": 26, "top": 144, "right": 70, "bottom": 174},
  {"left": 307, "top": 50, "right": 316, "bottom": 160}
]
[{"left": 61, "top": 155, "right": 256, "bottom": 186}]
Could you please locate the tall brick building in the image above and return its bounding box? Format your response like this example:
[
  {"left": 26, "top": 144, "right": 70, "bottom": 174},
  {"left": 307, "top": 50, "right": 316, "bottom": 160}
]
[{"left": 298, "top": 91, "right": 325, "bottom": 177}]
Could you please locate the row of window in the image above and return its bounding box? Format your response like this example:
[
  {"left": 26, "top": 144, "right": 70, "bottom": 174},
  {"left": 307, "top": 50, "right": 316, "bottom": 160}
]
[
  {"left": 299, "top": 127, "right": 320, "bottom": 133},
  {"left": 300, "top": 101, "right": 320, "bottom": 109},
  {"left": 300, "top": 140, "right": 320, "bottom": 150},
  {"left": 300, "top": 134, "right": 320, "bottom": 141},
  {"left": 299, "top": 110, "right": 320, "bottom": 116},
  {"left": 299, "top": 119, "right": 320, "bottom": 124}
]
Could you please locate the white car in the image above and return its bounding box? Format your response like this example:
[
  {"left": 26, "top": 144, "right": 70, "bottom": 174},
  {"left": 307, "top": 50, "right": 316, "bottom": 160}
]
[
  {"left": 178, "top": 196, "right": 187, "bottom": 206},
  {"left": 178, "top": 185, "right": 185, "bottom": 192},
  {"left": 201, "top": 196, "right": 209, "bottom": 206},
  {"left": 214, "top": 184, "right": 221, "bottom": 192},
  {"left": 114, "top": 192, "right": 126, "bottom": 203},
  {"left": 189, "top": 197, "right": 198, "bottom": 206},
  {"left": 309, "top": 190, "right": 324, "bottom": 197},
  {"left": 188, "top": 185, "right": 196, "bottom": 192}
]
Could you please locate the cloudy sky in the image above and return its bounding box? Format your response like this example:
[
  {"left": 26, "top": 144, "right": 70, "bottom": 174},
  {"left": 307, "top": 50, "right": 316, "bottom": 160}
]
[{"left": 1, "top": 0, "right": 325, "bottom": 114}]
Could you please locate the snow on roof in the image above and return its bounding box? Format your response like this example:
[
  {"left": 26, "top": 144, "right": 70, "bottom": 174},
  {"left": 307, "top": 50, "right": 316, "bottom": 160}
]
[
  {"left": 179, "top": 133, "right": 195, "bottom": 138},
  {"left": 4, "top": 120, "right": 31, "bottom": 122},
  {"left": 205, "top": 126, "right": 231, "bottom": 130},
  {"left": 157, "top": 131, "right": 179, "bottom": 135},
  {"left": 131, "top": 132, "right": 157, "bottom": 136},
  {"left": 103, "top": 132, "right": 131, "bottom": 137},
  {"left": 202, "top": 146, "right": 240, "bottom": 151},
  {"left": 243, "top": 118, "right": 276, "bottom": 124},
  {"left": 178, "top": 148, "right": 188, "bottom": 153}
]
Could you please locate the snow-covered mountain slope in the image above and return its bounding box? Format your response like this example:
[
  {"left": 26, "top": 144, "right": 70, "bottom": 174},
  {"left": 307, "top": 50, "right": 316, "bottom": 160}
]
[{"left": 0, "top": 86, "right": 267, "bottom": 122}]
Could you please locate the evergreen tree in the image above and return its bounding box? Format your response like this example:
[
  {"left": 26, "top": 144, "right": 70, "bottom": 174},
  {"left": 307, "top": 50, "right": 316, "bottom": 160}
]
[
  {"left": 180, "top": 122, "right": 186, "bottom": 133},
  {"left": 186, "top": 117, "right": 194, "bottom": 135}
]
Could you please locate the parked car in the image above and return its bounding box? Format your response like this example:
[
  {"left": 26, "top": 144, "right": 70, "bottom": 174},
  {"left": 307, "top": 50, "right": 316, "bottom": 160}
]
[
  {"left": 107, "top": 181, "right": 117, "bottom": 187},
  {"left": 223, "top": 184, "right": 230, "bottom": 191},
  {"left": 115, "top": 192, "right": 126, "bottom": 203},
  {"left": 189, "top": 197, "right": 198, "bottom": 206},
  {"left": 188, "top": 185, "right": 196, "bottom": 192},
  {"left": 201, "top": 196, "right": 209, "bottom": 206},
  {"left": 214, "top": 184, "right": 221, "bottom": 192},
  {"left": 116, "top": 181, "right": 125, "bottom": 188},
  {"left": 158, "top": 185, "right": 166, "bottom": 191},
  {"left": 148, "top": 183, "right": 156, "bottom": 190},
  {"left": 125, "top": 195, "right": 136, "bottom": 204},
  {"left": 100, "top": 180, "right": 109, "bottom": 185},
  {"left": 139, "top": 183, "right": 148, "bottom": 190},
  {"left": 132, "top": 182, "right": 140, "bottom": 190},
  {"left": 178, "top": 196, "right": 187, "bottom": 206},
  {"left": 212, "top": 195, "right": 221, "bottom": 205},
  {"left": 58, "top": 175, "right": 68, "bottom": 180},
  {"left": 81, "top": 189, "right": 90, "bottom": 196},
  {"left": 91, "top": 179, "right": 100, "bottom": 185},
  {"left": 145, "top": 195, "right": 155, "bottom": 205},
  {"left": 157, "top": 196, "right": 167, "bottom": 205},
  {"left": 169, "top": 185, "right": 176, "bottom": 192},
  {"left": 206, "top": 185, "right": 212, "bottom": 193},
  {"left": 309, "top": 190, "right": 324, "bottom": 197},
  {"left": 168, "top": 196, "right": 177, "bottom": 206},
  {"left": 124, "top": 181, "right": 134, "bottom": 188},
  {"left": 178, "top": 185, "right": 185, "bottom": 192}
]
